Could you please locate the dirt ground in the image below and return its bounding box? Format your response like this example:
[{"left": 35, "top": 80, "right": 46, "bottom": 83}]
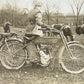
[
  {"left": 0, "top": 62, "right": 84, "bottom": 84},
  {"left": 0, "top": 27, "right": 84, "bottom": 84}
]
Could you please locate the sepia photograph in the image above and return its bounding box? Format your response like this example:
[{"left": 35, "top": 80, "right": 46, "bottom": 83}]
[{"left": 0, "top": 0, "right": 84, "bottom": 84}]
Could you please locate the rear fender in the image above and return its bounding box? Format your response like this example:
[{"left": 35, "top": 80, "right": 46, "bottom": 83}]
[{"left": 0, "top": 38, "right": 23, "bottom": 48}]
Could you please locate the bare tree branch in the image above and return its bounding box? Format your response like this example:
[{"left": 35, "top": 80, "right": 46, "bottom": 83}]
[
  {"left": 69, "top": 0, "right": 84, "bottom": 26},
  {"left": 44, "top": 0, "right": 51, "bottom": 24},
  {"left": 73, "top": 0, "right": 78, "bottom": 8},
  {"left": 69, "top": 0, "right": 75, "bottom": 15},
  {"left": 78, "top": 0, "right": 84, "bottom": 13}
]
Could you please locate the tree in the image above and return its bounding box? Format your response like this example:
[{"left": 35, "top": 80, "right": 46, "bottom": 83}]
[
  {"left": 44, "top": 0, "right": 51, "bottom": 25},
  {"left": 44, "top": 0, "right": 58, "bottom": 25},
  {"left": 44, "top": 0, "right": 60, "bottom": 25},
  {"left": 69, "top": 0, "right": 84, "bottom": 26},
  {"left": 0, "top": 1, "right": 27, "bottom": 27},
  {"left": 0, "top": 1, "right": 13, "bottom": 24}
]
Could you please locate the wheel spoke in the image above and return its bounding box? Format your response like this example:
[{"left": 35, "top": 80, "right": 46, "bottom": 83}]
[{"left": 5, "top": 41, "right": 12, "bottom": 54}]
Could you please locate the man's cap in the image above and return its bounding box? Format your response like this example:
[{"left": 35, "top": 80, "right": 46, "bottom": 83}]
[{"left": 33, "top": 0, "right": 42, "bottom": 7}]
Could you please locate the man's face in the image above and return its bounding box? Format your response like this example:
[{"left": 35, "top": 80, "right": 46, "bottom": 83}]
[{"left": 35, "top": 6, "right": 42, "bottom": 11}]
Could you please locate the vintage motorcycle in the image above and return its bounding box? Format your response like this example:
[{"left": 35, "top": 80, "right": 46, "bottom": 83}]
[{"left": 0, "top": 27, "right": 84, "bottom": 74}]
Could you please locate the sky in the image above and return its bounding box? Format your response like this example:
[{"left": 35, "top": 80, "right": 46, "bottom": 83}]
[{"left": 0, "top": 0, "right": 84, "bottom": 15}]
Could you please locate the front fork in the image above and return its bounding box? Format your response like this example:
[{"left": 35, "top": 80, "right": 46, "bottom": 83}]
[{"left": 59, "top": 32, "right": 74, "bottom": 59}]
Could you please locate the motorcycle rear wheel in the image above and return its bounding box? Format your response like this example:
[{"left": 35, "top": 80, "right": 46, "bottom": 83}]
[{"left": 1, "top": 39, "right": 27, "bottom": 69}]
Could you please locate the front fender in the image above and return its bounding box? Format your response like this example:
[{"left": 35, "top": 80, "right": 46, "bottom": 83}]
[{"left": 67, "top": 41, "right": 80, "bottom": 45}]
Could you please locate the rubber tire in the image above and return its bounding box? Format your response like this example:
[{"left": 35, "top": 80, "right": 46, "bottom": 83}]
[
  {"left": 0, "top": 39, "right": 27, "bottom": 70},
  {"left": 60, "top": 41, "right": 84, "bottom": 74}
]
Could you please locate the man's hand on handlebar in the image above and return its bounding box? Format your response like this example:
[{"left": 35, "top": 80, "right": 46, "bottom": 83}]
[
  {"left": 39, "top": 25, "right": 52, "bottom": 31},
  {"left": 45, "top": 25, "right": 52, "bottom": 30}
]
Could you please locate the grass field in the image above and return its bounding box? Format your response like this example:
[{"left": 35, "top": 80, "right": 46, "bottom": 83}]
[{"left": 0, "top": 26, "right": 84, "bottom": 84}]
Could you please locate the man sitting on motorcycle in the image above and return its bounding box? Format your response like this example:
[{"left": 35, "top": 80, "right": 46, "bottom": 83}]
[
  {"left": 25, "top": 0, "right": 50, "bottom": 41},
  {"left": 25, "top": 0, "right": 51, "bottom": 66}
]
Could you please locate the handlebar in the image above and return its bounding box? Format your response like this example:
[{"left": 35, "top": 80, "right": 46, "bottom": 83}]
[{"left": 38, "top": 28, "right": 60, "bottom": 33}]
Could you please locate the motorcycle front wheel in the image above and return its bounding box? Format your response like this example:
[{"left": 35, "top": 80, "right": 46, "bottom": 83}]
[{"left": 60, "top": 41, "right": 84, "bottom": 74}]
